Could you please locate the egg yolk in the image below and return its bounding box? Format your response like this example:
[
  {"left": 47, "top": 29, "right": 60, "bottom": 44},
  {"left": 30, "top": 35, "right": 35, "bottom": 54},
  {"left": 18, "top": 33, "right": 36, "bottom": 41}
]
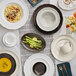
[{"left": 0, "top": 58, "right": 12, "bottom": 72}]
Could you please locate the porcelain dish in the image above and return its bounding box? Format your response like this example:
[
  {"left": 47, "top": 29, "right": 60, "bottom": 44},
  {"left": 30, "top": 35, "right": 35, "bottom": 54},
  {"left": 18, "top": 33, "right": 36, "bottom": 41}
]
[
  {"left": 3, "top": 32, "right": 17, "bottom": 47},
  {"left": 33, "top": 4, "right": 63, "bottom": 34},
  {"left": 0, "top": 0, "right": 29, "bottom": 30},
  {"left": 24, "top": 53, "right": 54, "bottom": 76},
  {"left": 58, "top": 0, "right": 76, "bottom": 10},
  {"left": 0, "top": 50, "right": 20, "bottom": 76},
  {"left": 21, "top": 33, "right": 46, "bottom": 52},
  {"left": 51, "top": 35, "right": 76, "bottom": 61}
]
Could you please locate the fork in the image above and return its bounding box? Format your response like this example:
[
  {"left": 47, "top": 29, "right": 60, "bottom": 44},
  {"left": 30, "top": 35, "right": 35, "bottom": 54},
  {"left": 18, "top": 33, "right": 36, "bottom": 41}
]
[{"left": 59, "top": 66, "right": 64, "bottom": 76}]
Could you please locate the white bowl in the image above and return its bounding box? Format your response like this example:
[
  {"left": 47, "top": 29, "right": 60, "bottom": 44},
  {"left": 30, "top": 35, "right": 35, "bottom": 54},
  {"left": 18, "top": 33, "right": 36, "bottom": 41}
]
[
  {"left": 3, "top": 32, "right": 17, "bottom": 47},
  {"left": 0, "top": 0, "right": 29, "bottom": 30},
  {"left": 58, "top": 0, "right": 76, "bottom": 10},
  {"left": 24, "top": 53, "right": 54, "bottom": 76},
  {"left": 0, "top": 50, "right": 20, "bottom": 76},
  {"left": 36, "top": 7, "right": 60, "bottom": 31}
]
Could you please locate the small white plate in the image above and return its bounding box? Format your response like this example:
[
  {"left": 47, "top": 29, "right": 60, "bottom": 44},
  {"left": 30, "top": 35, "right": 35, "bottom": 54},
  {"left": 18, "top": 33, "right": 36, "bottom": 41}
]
[
  {"left": 0, "top": 50, "right": 20, "bottom": 76},
  {"left": 36, "top": 7, "right": 60, "bottom": 31},
  {"left": 51, "top": 35, "right": 76, "bottom": 61},
  {"left": 0, "top": 0, "right": 29, "bottom": 30},
  {"left": 3, "top": 32, "right": 17, "bottom": 47},
  {"left": 58, "top": 0, "right": 76, "bottom": 10},
  {"left": 24, "top": 53, "right": 54, "bottom": 76}
]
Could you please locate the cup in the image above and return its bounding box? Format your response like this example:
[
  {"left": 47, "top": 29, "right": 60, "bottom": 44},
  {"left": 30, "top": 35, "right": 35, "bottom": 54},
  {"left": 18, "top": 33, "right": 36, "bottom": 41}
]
[{"left": 60, "top": 42, "right": 72, "bottom": 54}]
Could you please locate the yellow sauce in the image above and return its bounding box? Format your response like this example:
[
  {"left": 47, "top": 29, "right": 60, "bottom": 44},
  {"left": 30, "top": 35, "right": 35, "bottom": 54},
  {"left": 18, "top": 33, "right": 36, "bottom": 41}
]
[
  {"left": 0, "top": 58, "right": 12, "bottom": 72},
  {"left": 5, "top": 4, "right": 22, "bottom": 23}
]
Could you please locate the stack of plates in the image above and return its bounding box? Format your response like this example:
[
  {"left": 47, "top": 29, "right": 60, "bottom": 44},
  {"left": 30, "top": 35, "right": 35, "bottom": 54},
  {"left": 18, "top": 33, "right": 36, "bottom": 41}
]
[
  {"left": 33, "top": 4, "right": 63, "bottom": 34},
  {"left": 51, "top": 35, "right": 76, "bottom": 61},
  {"left": 24, "top": 53, "right": 55, "bottom": 76}
]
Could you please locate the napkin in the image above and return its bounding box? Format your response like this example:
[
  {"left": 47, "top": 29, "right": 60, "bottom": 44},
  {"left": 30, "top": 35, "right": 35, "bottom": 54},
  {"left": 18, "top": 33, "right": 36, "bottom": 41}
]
[
  {"left": 57, "top": 62, "right": 72, "bottom": 76},
  {"left": 28, "top": 0, "right": 42, "bottom": 6}
]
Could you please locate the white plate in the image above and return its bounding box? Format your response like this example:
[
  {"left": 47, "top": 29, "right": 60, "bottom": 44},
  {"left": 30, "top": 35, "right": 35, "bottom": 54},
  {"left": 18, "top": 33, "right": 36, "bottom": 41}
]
[
  {"left": 0, "top": 50, "right": 20, "bottom": 76},
  {"left": 36, "top": 7, "right": 60, "bottom": 31},
  {"left": 0, "top": 0, "right": 29, "bottom": 30},
  {"left": 3, "top": 32, "right": 17, "bottom": 47},
  {"left": 24, "top": 53, "right": 54, "bottom": 76},
  {"left": 58, "top": 0, "right": 76, "bottom": 10},
  {"left": 51, "top": 35, "right": 76, "bottom": 61}
]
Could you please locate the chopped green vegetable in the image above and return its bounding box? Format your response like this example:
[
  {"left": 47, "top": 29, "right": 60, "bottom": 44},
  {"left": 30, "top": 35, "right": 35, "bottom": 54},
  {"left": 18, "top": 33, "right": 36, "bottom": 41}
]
[{"left": 23, "top": 36, "right": 42, "bottom": 50}]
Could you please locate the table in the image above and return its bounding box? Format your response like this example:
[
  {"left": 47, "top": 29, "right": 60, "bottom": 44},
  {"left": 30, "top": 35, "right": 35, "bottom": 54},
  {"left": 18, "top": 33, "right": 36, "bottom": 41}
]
[{"left": 19, "top": 0, "right": 76, "bottom": 76}]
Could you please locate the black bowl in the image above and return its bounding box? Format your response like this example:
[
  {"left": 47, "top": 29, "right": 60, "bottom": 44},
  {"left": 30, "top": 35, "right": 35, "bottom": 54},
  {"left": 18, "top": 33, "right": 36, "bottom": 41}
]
[
  {"left": 33, "top": 62, "right": 47, "bottom": 75},
  {"left": 0, "top": 53, "right": 16, "bottom": 76}
]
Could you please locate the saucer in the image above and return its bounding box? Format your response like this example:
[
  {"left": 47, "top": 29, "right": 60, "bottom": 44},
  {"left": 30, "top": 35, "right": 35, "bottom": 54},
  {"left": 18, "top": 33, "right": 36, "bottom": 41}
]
[
  {"left": 0, "top": 0, "right": 29, "bottom": 30},
  {"left": 24, "top": 53, "right": 54, "bottom": 76},
  {"left": 51, "top": 35, "right": 76, "bottom": 61},
  {"left": 33, "top": 4, "right": 63, "bottom": 34}
]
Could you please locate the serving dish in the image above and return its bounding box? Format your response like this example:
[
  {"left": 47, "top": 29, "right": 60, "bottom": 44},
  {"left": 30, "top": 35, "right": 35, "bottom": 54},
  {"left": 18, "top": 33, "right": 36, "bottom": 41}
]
[
  {"left": 24, "top": 53, "right": 55, "bottom": 76},
  {"left": 0, "top": 0, "right": 29, "bottom": 30},
  {"left": 51, "top": 35, "right": 76, "bottom": 61},
  {"left": 33, "top": 4, "right": 63, "bottom": 34},
  {"left": 0, "top": 50, "right": 20, "bottom": 76},
  {"left": 21, "top": 33, "right": 46, "bottom": 52},
  {"left": 58, "top": 0, "right": 76, "bottom": 10}
]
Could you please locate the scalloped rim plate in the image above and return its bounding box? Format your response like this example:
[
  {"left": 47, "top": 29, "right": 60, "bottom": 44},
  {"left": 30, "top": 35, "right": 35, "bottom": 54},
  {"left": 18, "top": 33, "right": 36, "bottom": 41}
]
[{"left": 0, "top": 0, "right": 29, "bottom": 30}]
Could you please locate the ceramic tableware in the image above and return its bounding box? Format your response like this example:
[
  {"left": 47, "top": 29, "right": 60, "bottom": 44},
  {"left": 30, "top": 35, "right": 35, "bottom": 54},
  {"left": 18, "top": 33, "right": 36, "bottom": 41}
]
[
  {"left": 3, "top": 32, "right": 17, "bottom": 47},
  {"left": 24, "top": 53, "right": 55, "bottom": 76},
  {"left": 0, "top": 0, "right": 29, "bottom": 30},
  {"left": 51, "top": 35, "right": 76, "bottom": 61},
  {"left": 33, "top": 4, "right": 63, "bottom": 34},
  {"left": 21, "top": 33, "right": 46, "bottom": 52}
]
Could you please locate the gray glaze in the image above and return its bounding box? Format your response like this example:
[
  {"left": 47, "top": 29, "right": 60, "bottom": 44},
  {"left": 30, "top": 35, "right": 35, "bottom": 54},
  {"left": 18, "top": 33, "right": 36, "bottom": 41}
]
[{"left": 21, "top": 33, "right": 46, "bottom": 52}]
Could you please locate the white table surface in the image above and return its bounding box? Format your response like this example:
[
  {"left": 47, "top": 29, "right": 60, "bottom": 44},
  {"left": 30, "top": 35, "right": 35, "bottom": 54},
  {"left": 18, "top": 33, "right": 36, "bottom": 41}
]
[{"left": 0, "top": 0, "right": 75, "bottom": 76}]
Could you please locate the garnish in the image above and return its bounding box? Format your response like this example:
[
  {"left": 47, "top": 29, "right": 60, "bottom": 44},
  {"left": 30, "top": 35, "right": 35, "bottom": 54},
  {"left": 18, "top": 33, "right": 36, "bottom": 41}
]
[{"left": 65, "top": 12, "right": 76, "bottom": 32}]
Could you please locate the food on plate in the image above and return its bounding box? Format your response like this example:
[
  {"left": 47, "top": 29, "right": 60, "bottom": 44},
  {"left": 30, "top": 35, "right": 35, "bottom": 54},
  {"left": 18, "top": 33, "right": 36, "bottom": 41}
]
[
  {"left": 64, "top": 0, "right": 76, "bottom": 5},
  {"left": 65, "top": 12, "right": 76, "bottom": 32},
  {"left": 64, "top": 0, "right": 71, "bottom": 5},
  {"left": 23, "top": 36, "right": 42, "bottom": 49},
  {"left": 0, "top": 58, "right": 12, "bottom": 72},
  {"left": 5, "top": 4, "right": 22, "bottom": 23},
  {"left": 71, "top": 0, "right": 76, "bottom": 2}
]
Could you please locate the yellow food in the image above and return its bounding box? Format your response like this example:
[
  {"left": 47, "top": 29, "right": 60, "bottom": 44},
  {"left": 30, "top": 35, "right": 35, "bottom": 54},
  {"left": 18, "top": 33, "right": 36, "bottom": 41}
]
[
  {"left": 5, "top": 4, "right": 22, "bottom": 23},
  {"left": 0, "top": 58, "right": 12, "bottom": 72}
]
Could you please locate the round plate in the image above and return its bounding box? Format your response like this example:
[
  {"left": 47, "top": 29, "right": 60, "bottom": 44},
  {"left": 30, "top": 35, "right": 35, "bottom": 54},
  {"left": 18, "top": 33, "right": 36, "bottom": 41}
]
[
  {"left": 0, "top": 0, "right": 29, "bottom": 30},
  {"left": 33, "top": 4, "right": 63, "bottom": 34},
  {"left": 21, "top": 33, "right": 46, "bottom": 52},
  {"left": 58, "top": 0, "right": 76, "bottom": 10},
  {"left": 51, "top": 35, "right": 76, "bottom": 61},
  {"left": 0, "top": 50, "right": 20, "bottom": 76},
  {"left": 24, "top": 53, "right": 55, "bottom": 76}
]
